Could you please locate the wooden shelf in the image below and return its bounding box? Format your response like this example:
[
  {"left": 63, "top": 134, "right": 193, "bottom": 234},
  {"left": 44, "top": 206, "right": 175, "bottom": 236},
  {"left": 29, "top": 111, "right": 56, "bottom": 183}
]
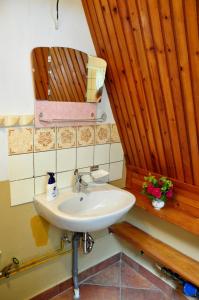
[
  {"left": 110, "top": 222, "right": 199, "bottom": 287},
  {"left": 125, "top": 166, "right": 199, "bottom": 236},
  {"left": 126, "top": 187, "right": 199, "bottom": 236}
]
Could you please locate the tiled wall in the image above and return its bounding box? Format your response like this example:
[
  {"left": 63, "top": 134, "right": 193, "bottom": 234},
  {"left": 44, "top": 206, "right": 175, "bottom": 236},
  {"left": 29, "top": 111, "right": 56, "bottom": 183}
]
[{"left": 8, "top": 124, "right": 124, "bottom": 206}]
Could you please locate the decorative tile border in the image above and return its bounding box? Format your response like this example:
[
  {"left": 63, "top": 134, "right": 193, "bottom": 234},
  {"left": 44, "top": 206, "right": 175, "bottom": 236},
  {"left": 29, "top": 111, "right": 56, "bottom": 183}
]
[
  {"left": 111, "top": 124, "right": 120, "bottom": 143},
  {"left": 95, "top": 124, "right": 110, "bottom": 144},
  {"left": 34, "top": 128, "right": 56, "bottom": 152},
  {"left": 7, "top": 123, "right": 124, "bottom": 206},
  {"left": 77, "top": 126, "right": 94, "bottom": 147},
  {"left": 8, "top": 124, "right": 118, "bottom": 154},
  {"left": 8, "top": 128, "right": 33, "bottom": 155},
  {"left": 57, "top": 127, "right": 76, "bottom": 149}
]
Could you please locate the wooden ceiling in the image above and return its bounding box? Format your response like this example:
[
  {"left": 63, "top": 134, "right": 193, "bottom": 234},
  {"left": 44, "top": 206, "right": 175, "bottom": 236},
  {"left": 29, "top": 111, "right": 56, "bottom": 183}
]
[{"left": 82, "top": 0, "right": 199, "bottom": 186}]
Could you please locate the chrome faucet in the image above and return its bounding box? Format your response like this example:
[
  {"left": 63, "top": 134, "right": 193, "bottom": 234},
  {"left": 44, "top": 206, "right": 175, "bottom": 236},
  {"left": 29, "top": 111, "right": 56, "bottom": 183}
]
[{"left": 73, "top": 169, "right": 91, "bottom": 193}]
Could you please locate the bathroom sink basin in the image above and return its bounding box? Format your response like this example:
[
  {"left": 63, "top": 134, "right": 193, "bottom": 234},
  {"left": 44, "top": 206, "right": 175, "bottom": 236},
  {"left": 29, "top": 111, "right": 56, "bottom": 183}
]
[{"left": 34, "top": 183, "right": 136, "bottom": 232}]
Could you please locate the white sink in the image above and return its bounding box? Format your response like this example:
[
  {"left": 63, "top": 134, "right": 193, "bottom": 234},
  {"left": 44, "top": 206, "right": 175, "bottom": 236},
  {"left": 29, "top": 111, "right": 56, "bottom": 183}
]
[{"left": 34, "top": 183, "right": 136, "bottom": 232}]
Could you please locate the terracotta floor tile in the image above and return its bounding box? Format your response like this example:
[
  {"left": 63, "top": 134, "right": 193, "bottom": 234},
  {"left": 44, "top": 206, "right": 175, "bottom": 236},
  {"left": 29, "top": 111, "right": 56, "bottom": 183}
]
[
  {"left": 83, "top": 261, "right": 121, "bottom": 287},
  {"left": 173, "top": 289, "right": 188, "bottom": 300},
  {"left": 138, "top": 264, "right": 174, "bottom": 296},
  {"left": 52, "top": 285, "right": 120, "bottom": 300},
  {"left": 43, "top": 253, "right": 187, "bottom": 300},
  {"left": 78, "top": 253, "right": 121, "bottom": 283},
  {"left": 121, "top": 288, "right": 170, "bottom": 300},
  {"left": 121, "top": 261, "right": 157, "bottom": 289},
  {"left": 122, "top": 253, "right": 140, "bottom": 272}
]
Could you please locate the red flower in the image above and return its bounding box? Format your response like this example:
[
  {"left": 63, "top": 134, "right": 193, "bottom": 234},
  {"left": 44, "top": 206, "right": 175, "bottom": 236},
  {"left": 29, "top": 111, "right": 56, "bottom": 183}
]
[
  {"left": 151, "top": 187, "right": 162, "bottom": 198},
  {"left": 147, "top": 185, "right": 153, "bottom": 194},
  {"left": 147, "top": 186, "right": 162, "bottom": 198},
  {"left": 166, "top": 189, "right": 173, "bottom": 198}
]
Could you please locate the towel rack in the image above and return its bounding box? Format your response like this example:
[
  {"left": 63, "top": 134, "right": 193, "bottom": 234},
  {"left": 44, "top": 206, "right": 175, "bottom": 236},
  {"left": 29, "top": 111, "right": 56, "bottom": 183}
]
[{"left": 39, "top": 112, "right": 107, "bottom": 124}]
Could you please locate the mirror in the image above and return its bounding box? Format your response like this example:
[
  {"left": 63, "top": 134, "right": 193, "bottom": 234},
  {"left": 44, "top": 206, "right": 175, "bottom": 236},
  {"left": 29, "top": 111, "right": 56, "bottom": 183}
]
[{"left": 32, "top": 47, "right": 107, "bottom": 103}]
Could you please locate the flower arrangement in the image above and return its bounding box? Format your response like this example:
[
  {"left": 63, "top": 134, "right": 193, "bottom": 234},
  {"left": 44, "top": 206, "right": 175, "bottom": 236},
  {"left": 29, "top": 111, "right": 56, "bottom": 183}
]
[{"left": 142, "top": 174, "right": 173, "bottom": 202}]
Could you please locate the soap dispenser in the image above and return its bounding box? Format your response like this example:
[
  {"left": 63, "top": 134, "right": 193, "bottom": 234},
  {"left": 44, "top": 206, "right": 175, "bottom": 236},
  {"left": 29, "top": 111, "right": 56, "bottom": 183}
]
[{"left": 47, "top": 172, "right": 57, "bottom": 201}]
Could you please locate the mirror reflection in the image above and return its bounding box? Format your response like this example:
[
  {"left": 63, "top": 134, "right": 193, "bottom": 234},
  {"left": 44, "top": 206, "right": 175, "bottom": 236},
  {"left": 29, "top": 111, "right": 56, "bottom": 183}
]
[{"left": 32, "top": 47, "right": 107, "bottom": 103}]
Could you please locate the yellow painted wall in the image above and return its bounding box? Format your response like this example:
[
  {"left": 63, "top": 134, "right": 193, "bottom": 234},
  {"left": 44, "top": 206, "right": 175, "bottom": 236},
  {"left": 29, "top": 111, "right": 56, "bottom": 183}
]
[
  {"left": 0, "top": 181, "right": 121, "bottom": 300},
  {"left": 1, "top": 163, "right": 199, "bottom": 299}
]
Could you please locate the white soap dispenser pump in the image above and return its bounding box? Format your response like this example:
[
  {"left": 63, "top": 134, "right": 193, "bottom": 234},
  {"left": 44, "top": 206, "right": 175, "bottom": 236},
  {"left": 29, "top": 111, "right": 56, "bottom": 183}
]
[{"left": 47, "top": 172, "right": 57, "bottom": 201}]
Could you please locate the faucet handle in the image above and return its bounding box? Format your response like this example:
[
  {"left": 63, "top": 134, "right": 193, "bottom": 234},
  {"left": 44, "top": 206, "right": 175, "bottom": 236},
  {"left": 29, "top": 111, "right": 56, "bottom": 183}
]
[
  {"left": 74, "top": 168, "right": 91, "bottom": 177},
  {"left": 74, "top": 169, "right": 78, "bottom": 176}
]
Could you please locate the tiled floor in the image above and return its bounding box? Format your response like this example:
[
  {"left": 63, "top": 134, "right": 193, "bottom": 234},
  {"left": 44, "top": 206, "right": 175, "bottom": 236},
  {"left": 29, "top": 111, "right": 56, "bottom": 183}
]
[{"left": 51, "top": 258, "right": 187, "bottom": 300}]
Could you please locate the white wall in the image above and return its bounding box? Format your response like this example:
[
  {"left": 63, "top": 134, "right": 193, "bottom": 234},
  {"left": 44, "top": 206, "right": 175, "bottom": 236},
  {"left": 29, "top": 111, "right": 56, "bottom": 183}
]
[
  {"left": 0, "top": 0, "right": 114, "bottom": 180},
  {"left": 0, "top": 0, "right": 93, "bottom": 114}
]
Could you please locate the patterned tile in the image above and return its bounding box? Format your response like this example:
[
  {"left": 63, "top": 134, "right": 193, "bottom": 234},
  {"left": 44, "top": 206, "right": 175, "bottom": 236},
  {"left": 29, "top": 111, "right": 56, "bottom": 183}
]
[
  {"left": 110, "top": 124, "right": 120, "bottom": 143},
  {"left": 95, "top": 124, "right": 110, "bottom": 144},
  {"left": 34, "top": 128, "right": 56, "bottom": 152},
  {"left": 8, "top": 128, "right": 33, "bottom": 155},
  {"left": 83, "top": 261, "right": 121, "bottom": 287},
  {"left": 77, "top": 126, "right": 94, "bottom": 146},
  {"left": 57, "top": 127, "right": 76, "bottom": 149}
]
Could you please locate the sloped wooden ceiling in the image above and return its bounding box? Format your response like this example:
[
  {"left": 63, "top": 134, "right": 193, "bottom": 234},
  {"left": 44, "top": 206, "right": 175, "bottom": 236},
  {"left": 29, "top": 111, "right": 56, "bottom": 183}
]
[{"left": 82, "top": 0, "right": 199, "bottom": 186}]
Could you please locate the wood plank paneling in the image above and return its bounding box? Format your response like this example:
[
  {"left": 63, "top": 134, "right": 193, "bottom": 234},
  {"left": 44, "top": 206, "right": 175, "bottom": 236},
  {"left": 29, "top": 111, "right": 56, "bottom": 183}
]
[
  {"left": 82, "top": 0, "right": 199, "bottom": 185},
  {"left": 50, "top": 48, "right": 87, "bottom": 102},
  {"left": 32, "top": 47, "right": 49, "bottom": 100},
  {"left": 82, "top": 0, "right": 199, "bottom": 233}
]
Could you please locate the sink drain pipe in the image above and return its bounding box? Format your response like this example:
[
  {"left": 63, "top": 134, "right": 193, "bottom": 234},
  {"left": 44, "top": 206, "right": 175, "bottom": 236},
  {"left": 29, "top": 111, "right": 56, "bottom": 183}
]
[
  {"left": 83, "top": 233, "right": 94, "bottom": 254},
  {"left": 72, "top": 232, "right": 95, "bottom": 299},
  {"left": 72, "top": 232, "right": 83, "bottom": 299}
]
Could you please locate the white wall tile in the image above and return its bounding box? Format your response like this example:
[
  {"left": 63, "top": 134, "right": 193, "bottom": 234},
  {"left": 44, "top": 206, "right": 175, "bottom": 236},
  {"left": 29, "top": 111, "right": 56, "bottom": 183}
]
[
  {"left": 34, "top": 151, "right": 56, "bottom": 177},
  {"left": 9, "top": 124, "right": 122, "bottom": 206},
  {"left": 10, "top": 178, "right": 34, "bottom": 206},
  {"left": 0, "top": 129, "right": 9, "bottom": 180},
  {"left": 94, "top": 144, "right": 110, "bottom": 165},
  {"left": 99, "top": 164, "right": 109, "bottom": 172},
  {"left": 34, "top": 175, "right": 48, "bottom": 195},
  {"left": 9, "top": 153, "right": 33, "bottom": 181},
  {"left": 110, "top": 143, "right": 123, "bottom": 163},
  {"left": 57, "top": 148, "right": 76, "bottom": 172},
  {"left": 97, "top": 163, "right": 110, "bottom": 183},
  {"left": 109, "top": 161, "right": 123, "bottom": 182},
  {"left": 77, "top": 146, "right": 94, "bottom": 168},
  {"left": 57, "top": 171, "right": 74, "bottom": 189},
  {"left": 78, "top": 167, "right": 90, "bottom": 172}
]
